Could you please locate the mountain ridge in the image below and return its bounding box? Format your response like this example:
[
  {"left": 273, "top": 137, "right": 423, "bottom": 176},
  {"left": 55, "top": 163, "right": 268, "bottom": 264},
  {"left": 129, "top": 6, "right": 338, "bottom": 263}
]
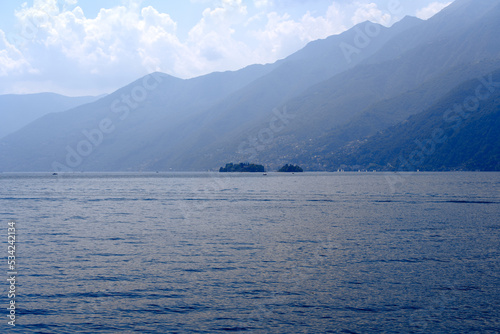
[
  {"left": 324, "top": 68, "right": 500, "bottom": 171},
  {"left": 1, "top": 1, "right": 499, "bottom": 172},
  {"left": 0, "top": 93, "right": 102, "bottom": 139}
]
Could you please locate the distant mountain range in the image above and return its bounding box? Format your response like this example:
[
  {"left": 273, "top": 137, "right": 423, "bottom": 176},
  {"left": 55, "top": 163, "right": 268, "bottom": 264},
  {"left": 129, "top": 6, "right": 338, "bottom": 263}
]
[
  {"left": 0, "top": 93, "right": 101, "bottom": 139},
  {"left": 0, "top": 0, "right": 499, "bottom": 172}
]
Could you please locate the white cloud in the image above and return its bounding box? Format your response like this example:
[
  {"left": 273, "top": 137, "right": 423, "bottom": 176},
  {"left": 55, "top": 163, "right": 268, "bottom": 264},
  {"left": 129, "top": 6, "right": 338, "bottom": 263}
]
[
  {"left": 5, "top": 2, "right": 189, "bottom": 94},
  {"left": 250, "top": 3, "right": 346, "bottom": 63},
  {"left": 184, "top": 0, "right": 251, "bottom": 74},
  {"left": 254, "top": 0, "right": 273, "bottom": 9},
  {"left": 351, "top": 2, "right": 392, "bottom": 26},
  {"left": 416, "top": 2, "right": 452, "bottom": 20},
  {"left": 0, "top": 30, "right": 33, "bottom": 77},
  {"left": 0, "top": 0, "right": 393, "bottom": 95}
]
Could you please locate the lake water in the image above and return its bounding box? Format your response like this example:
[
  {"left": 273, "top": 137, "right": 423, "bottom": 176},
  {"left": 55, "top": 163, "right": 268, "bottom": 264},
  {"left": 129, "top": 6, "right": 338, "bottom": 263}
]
[{"left": 1, "top": 172, "right": 499, "bottom": 333}]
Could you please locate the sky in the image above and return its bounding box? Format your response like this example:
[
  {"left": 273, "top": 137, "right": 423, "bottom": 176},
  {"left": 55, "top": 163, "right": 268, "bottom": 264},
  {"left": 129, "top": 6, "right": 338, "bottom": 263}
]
[{"left": 0, "top": 0, "right": 453, "bottom": 96}]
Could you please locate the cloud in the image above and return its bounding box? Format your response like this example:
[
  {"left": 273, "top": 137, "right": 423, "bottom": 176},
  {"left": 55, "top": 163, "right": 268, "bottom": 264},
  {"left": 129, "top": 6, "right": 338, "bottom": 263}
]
[
  {"left": 185, "top": 0, "right": 251, "bottom": 74},
  {"left": 4, "top": 2, "right": 188, "bottom": 94},
  {"left": 416, "top": 2, "right": 452, "bottom": 20},
  {"left": 351, "top": 2, "right": 392, "bottom": 26},
  {"left": 0, "top": 30, "right": 33, "bottom": 77},
  {"left": 0, "top": 0, "right": 382, "bottom": 95},
  {"left": 254, "top": 0, "right": 273, "bottom": 9},
  {"left": 3, "top": 0, "right": 257, "bottom": 93},
  {"left": 250, "top": 3, "right": 346, "bottom": 63}
]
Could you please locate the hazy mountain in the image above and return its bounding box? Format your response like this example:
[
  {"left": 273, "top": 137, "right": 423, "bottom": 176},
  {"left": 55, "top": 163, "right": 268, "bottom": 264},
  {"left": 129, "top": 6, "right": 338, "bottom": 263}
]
[
  {"left": 280, "top": 58, "right": 500, "bottom": 170},
  {"left": 0, "top": 93, "right": 102, "bottom": 139},
  {"left": 0, "top": 16, "right": 421, "bottom": 172},
  {"left": 182, "top": 0, "right": 500, "bottom": 170},
  {"left": 134, "top": 18, "right": 432, "bottom": 171},
  {"left": 0, "top": 65, "right": 275, "bottom": 172},
  {"left": 0, "top": 0, "right": 499, "bottom": 172},
  {"left": 323, "top": 69, "right": 500, "bottom": 171},
  {"left": 143, "top": 18, "right": 424, "bottom": 170},
  {"left": 364, "top": 0, "right": 500, "bottom": 66}
]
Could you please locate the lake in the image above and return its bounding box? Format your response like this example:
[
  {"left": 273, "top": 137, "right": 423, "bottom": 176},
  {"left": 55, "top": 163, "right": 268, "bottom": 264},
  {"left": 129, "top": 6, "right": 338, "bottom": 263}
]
[{"left": 1, "top": 172, "right": 499, "bottom": 333}]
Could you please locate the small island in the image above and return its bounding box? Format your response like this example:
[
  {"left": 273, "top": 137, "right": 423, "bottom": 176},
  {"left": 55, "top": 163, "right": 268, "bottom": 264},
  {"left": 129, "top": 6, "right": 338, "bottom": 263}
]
[
  {"left": 219, "top": 163, "right": 265, "bottom": 173},
  {"left": 278, "top": 164, "right": 304, "bottom": 173}
]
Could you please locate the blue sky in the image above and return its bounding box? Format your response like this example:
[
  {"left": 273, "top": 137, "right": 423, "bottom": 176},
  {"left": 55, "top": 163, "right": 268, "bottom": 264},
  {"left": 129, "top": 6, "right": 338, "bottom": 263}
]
[{"left": 0, "top": 0, "right": 453, "bottom": 96}]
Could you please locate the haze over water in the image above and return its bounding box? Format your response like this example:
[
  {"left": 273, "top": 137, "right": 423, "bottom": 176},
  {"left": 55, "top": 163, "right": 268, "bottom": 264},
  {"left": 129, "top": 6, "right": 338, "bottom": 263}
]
[{"left": 1, "top": 172, "right": 499, "bottom": 333}]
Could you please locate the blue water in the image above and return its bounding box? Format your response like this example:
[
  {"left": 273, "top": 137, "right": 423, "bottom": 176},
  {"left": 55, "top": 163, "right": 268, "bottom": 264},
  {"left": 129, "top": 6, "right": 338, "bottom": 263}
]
[{"left": 1, "top": 172, "right": 499, "bottom": 333}]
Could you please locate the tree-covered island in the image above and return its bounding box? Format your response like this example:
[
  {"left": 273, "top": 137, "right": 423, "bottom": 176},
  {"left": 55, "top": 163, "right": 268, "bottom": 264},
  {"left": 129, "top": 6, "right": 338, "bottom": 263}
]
[
  {"left": 219, "top": 163, "right": 265, "bottom": 173},
  {"left": 278, "top": 164, "right": 304, "bottom": 172}
]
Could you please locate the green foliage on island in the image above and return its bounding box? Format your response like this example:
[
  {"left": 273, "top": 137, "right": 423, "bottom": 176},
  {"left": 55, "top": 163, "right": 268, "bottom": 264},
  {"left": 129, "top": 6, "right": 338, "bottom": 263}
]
[
  {"left": 219, "top": 163, "right": 265, "bottom": 173},
  {"left": 278, "top": 164, "right": 304, "bottom": 173}
]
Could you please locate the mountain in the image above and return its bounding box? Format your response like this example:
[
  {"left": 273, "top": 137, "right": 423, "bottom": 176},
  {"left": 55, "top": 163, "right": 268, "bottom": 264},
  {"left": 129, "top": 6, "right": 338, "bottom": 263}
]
[
  {"left": 181, "top": 0, "right": 500, "bottom": 170},
  {"left": 0, "top": 65, "right": 275, "bottom": 172},
  {"left": 0, "top": 93, "right": 102, "bottom": 139},
  {"left": 364, "top": 0, "right": 500, "bottom": 66},
  {"left": 0, "top": 0, "right": 499, "bottom": 172},
  {"left": 0, "top": 16, "right": 421, "bottom": 172},
  {"left": 324, "top": 69, "right": 500, "bottom": 171},
  {"left": 286, "top": 58, "right": 500, "bottom": 170},
  {"left": 140, "top": 18, "right": 424, "bottom": 171}
]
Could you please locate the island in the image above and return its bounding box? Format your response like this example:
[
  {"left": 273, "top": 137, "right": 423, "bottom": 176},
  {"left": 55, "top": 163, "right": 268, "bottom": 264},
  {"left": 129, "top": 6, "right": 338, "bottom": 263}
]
[
  {"left": 219, "top": 163, "right": 265, "bottom": 173},
  {"left": 278, "top": 164, "right": 304, "bottom": 173}
]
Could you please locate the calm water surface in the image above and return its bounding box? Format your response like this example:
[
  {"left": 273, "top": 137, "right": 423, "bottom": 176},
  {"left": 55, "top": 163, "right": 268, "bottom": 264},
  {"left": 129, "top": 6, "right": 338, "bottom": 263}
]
[{"left": 0, "top": 172, "right": 499, "bottom": 333}]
